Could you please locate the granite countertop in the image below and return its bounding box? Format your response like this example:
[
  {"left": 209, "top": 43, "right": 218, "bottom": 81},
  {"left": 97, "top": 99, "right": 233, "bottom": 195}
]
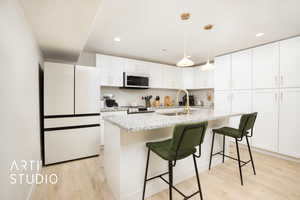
[
  {"left": 104, "top": 108, "right": 242, "bottom": 132},
  {"left": 100, "top": 105, "right": 211, "bottom": 112}
]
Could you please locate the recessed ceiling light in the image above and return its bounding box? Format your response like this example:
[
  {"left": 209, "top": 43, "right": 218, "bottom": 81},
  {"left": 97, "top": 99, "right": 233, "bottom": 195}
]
[
  {"left": 255, "top": 33, "right": 264, "bottom": 37},
  {"left": 114, "top": 37, "right": 121, "bottom": 42}
]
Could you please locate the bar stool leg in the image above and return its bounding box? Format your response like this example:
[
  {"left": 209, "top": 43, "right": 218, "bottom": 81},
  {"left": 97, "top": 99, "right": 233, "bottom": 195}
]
[
  {"left": 222, "top": 135, "right": 225, "bottom": 163},
  {"left": 142, "top": 148, "right": 150, "bottom": 200},
  {"left": 168, "top": 161, "right": 173, "bottom": 200},
  {"left": 235, "top": 138, "right": 244, "bottom": 186},
  {"left": 193, "top": 154, "right": 203, "bottom": 200},
  {"left": 246, "top": 136, "right": 256, "bottom": 175},
  {"left": 209, "top": 132, "right": 216, "bottom": 170}
]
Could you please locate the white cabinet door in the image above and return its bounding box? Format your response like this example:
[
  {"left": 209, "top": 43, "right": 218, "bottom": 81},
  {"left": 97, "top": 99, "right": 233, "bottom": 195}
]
[
  {"left": 194, "top": 66, "right": 214, "bottom": 89},
  {"left": 182, "top": 68, "right": 195, "bottom": 89},
  {"left": 278, "top": 89, "right": 300, "bottom": 158},
  {"left": 253, "top": 43, "right": 279, "bottom": 89},
  {"left": 280, "top": 36, "right": 300, "bottom": 88},
  {"left": 45, "top": 126, "right": 100, "bottom": 164},
  {"left": 174, "top": 67, "right": 183, "bottom": 89},
  {"left": 163, "top": 65, "right": 179, "bottom": 89},
  {"left": 214, "top": 91, "right": 232, "bottom": 115},
  {"left": 134, "top": 60, "right": 149, "bottom": 74},
  {"left": 231, "top": 50, "right": 252, "bottom": 90},
  {"left": 231, "top": 91, "right": 252, "bottom": 129},
  {"left": 97, "top": 54, "right": 123, "bottom": 87},
  {"left": 252, "top": 90, "right": 279, "bottom": 152},
  {"left": 44, "top": 62, "right": 74, "bottom": 115},
  {"left": 148, "top": 63, "right": 163, "bottom": 88},
  {"left": 75, "top": 66, "right": 100, "bottom": 114},
  {"left": 214, "top": 55, "right": 231, "bottom": 91}
]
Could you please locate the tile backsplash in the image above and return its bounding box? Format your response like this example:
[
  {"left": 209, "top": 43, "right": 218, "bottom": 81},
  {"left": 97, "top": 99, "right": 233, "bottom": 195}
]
[{"left": 101, "top": 87, "right": 214, "bottom": 107}]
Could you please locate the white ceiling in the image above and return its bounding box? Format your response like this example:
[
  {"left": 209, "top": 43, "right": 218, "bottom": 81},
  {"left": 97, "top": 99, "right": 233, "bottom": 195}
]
[
  {"left": 21, "top": 0, "right": 101, "bottom": 62},
  {"left": 84, "top": 0, "right": 300, "bottom": 65}
]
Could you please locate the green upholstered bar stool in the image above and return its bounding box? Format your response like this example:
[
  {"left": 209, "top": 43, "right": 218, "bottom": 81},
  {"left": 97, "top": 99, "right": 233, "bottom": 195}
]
[
  {"left": 142, "top": 121, "right": 208, "bottom": 200},
  {"left": 208, "top": 112, "right": 258, "bottom": 186}
]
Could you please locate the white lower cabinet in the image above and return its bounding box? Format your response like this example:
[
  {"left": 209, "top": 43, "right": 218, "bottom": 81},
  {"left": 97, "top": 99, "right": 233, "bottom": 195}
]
[
  {"left": 252, "top": 90, "right": 279, "bottom": 152},
  {"left": 278, "top": 89, "right": 300, "bottom": 158},
  {"left": 44, "top": 126, "right": 100, "bottom": 165},
  {"left": 214, "top": 91, "right": 232, "bottom": 115}
]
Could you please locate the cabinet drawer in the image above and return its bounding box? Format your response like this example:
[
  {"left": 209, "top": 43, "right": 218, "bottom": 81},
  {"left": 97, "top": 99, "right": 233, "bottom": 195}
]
[
  {"left": 44, "top": 126, "right": 100, "bottom": 165},
  {"left": 44, "top": 116, "right": 100, "bottom": 128}
]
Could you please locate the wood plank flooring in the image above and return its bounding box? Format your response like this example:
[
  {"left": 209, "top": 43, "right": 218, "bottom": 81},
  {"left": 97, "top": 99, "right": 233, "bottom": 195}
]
[{"left": 31, "top": 145, "right": 300, "bottom": 200}]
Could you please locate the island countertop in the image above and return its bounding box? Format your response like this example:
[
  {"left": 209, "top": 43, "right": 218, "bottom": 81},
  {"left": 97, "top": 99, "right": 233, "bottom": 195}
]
[{"left": 104, "top": 108, "right": 242, "bottom": 132}]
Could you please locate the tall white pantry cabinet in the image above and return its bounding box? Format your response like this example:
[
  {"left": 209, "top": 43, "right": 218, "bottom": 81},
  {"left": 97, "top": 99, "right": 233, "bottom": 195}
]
[
  {"left": 43, "top": 62, "right": 100, "bottom": 165},
  {"left": 214, "top": 36, "right": 300, "bottom": 159}
]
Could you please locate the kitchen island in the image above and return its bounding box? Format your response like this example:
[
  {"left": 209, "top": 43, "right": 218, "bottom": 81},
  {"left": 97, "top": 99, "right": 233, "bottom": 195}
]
[{"left": 103, "top": 108, "right": 242, "bottom": 200}]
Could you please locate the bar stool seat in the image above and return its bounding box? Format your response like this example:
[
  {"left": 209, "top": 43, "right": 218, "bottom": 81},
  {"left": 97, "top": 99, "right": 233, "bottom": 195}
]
[{"left": 146, "top": 139, "right": 197, "bottom": 161}]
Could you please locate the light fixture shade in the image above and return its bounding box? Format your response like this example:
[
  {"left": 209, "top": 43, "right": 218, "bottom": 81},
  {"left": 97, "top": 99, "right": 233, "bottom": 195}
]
[
  {"left": 201, "top": 60, "right": 215, "bottom": 71},
  {"left": 176, "top": 57, "right": 194, "bottom": 67}
]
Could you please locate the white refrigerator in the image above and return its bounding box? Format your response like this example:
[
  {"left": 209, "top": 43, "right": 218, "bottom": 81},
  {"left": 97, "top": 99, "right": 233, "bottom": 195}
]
[{"left": 43, "top": 62, "right": 100, "bottom": 165}]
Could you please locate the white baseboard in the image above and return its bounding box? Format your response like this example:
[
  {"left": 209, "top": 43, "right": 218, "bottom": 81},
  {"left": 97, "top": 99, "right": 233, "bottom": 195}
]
[{"left": 235, "top": 142, "right": 300, "bottom": 163}]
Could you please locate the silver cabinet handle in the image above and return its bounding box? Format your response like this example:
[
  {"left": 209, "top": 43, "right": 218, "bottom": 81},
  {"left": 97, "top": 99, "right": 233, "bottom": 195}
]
[
  {"left": 280, "top": 75, "right": 283, "bottom": 86},
  {"left": 275, "top": 93, "right": 278, "bottom": 101},
  {"left": 280, "top": 92, "right": 283, "bottom": 102}
]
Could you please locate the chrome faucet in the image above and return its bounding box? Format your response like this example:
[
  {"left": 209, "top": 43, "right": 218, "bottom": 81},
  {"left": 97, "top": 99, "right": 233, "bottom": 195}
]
[{"left": 176, "top": 89, "right": 190, "bottom": 114}]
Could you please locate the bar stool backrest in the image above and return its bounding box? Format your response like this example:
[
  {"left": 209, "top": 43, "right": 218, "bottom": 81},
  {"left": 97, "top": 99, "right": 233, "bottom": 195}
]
[
  {"left": 170, "top": 121, "right": 208, "bottom": 160},
  {"left": 239, "top": 112, "right": 258, "bottom": 137}
]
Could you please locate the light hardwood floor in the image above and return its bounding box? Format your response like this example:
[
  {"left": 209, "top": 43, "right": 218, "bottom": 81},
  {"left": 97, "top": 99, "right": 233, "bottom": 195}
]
[{"left": 31, "top": 145, "right": 300, "bottom": 200}]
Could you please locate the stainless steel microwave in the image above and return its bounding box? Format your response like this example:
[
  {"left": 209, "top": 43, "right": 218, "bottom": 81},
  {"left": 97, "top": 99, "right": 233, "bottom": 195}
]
[{"left": 123, "top": 72, "right": 150, "bottom": 89}]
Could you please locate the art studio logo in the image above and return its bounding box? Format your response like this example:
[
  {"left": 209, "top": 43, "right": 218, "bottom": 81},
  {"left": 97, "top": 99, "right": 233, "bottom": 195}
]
[{"left": 9, "top": 160, "right": 58, "bottom": 185}]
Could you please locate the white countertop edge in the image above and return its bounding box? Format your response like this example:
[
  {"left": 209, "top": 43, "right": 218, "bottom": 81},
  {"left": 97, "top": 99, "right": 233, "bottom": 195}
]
[{"left": 104, "top": 112, "right": 243, "bottom": 132}]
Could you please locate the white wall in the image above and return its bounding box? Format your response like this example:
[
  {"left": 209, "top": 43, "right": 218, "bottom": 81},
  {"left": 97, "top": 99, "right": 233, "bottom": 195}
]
[{"left": 0, "top": 0, "right": 43, "bottom": 200}]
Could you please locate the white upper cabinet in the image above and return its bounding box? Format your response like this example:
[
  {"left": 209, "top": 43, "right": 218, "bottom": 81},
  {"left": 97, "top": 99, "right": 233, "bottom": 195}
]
[
  {"left": 97, "top": 54, "right": 123, "bottom": 87},
  {"left": 124, "top": 59, "right": 149, "bottom": 74},
  {"left": 75, "top": 66, "right": 100, "bottom": 114},
  {"left": 253, "top": 43, "right": 279, "bottom": 89},
  {"left": 182, "top": 67, "right": 195, "bottom": 89},
  {"left": 44, "top": 62, "right": 74, "bottom": 116},
  {"left": 278, "top": 89, "right": 300, "bottom": 158},
  {"left": 174, "top": 67, "right": 183, "bottom": 89},
  {"left": 231, "top": 49, "right": 252, "bottom": 90},
  {"left": 252, "top": 90, "right": 279, "bottom": 152},
  {"left": 194, "top": 66, "right": 214, "bottom": 89},
  {"left": 163, "top": 65, "right": 180, "bottom": 89},
  {"left": 214, "top": 55, "right": 231, "bottom": 91},
  {"left": 96, "top": 54, "right": 214, "bottom": 89},
  {"left": 280, "top": 36, "right": 300, "bottom": 88},
  {"left": 148, "top": 63, "right": 163, "bottom": 88}
]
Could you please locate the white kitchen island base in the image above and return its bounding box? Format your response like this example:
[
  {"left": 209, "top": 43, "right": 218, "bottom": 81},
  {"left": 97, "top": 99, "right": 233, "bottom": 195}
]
[{"left": 104, "top": 117, "right": 233, "bottom": 200}]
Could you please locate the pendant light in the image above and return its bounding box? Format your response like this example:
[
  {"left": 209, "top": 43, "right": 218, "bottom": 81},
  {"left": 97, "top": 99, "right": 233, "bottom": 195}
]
[
  {"left": 177, "top": 13, "right": 194, "bottom": 67},
  {"left": 201, "top": 24, "right": 215, "bottom": 71}
]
